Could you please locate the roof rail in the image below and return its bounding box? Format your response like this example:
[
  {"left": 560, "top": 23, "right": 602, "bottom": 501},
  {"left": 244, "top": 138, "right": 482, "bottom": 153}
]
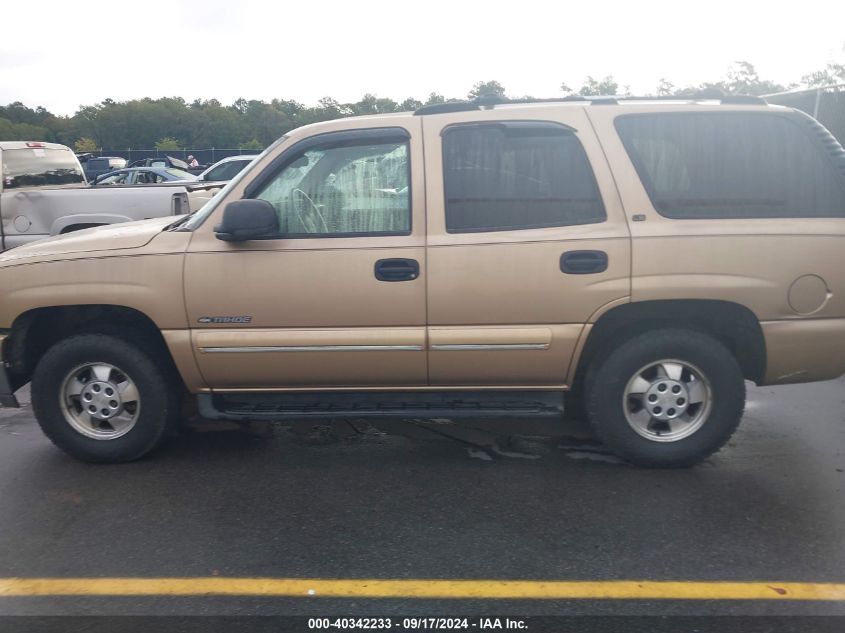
[
  {"left": 413, "top": 94, "right": 768, "bottom": 115},
  {"left": 414, "top": 95, "right": 598, "bottom": 115},
  {"left": 590, "top": 97, "right": 618, "bottom": 105},
  {"left": 412, "top": 101, "right": 479, "bottom": 115},
  {"left": 603, "top": 92, "right": 768, "bottom": 104}
]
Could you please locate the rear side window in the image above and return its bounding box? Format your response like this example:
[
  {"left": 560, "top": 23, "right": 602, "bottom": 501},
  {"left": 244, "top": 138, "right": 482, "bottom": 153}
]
[
  {"left": 442, "top": 122, "right": 606, "bottom": 233},
  {"left": 615, "top": 112, "right": 845, "bottom": 219}
]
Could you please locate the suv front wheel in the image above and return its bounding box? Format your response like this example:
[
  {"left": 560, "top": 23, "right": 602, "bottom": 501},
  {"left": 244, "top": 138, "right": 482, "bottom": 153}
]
[
  {"left": 584, "top": 329, "right": 745, "bottom": 468},
  {"left": 32, "top": 334, "right": 180, "bottom": 462}
]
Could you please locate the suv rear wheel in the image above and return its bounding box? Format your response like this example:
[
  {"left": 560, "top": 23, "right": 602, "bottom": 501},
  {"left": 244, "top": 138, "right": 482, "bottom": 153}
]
[
  {"left": 584, "top": 329, "right": 745, "bottom": 468},
  {"left": 32, "top": 334, "right": 180, "bottom": 462}
]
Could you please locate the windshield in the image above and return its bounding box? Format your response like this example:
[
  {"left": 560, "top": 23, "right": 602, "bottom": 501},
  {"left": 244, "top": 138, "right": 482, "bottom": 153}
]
[{"left": 2, "top": 147, "right": 85, "bottom": 189}]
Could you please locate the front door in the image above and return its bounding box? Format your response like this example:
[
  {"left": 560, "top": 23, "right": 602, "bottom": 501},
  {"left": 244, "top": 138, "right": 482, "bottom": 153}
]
[
  {"left": 184, "top": 123, "right": 427, "bottom": 391},
  {"left": 421, "top": 109, "right": 631, "bottom": 387}
]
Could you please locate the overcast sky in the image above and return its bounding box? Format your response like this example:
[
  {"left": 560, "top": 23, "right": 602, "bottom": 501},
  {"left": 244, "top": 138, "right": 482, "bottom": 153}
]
[{"left": 2, "top": 0, "right": 844, "bottom": 115}]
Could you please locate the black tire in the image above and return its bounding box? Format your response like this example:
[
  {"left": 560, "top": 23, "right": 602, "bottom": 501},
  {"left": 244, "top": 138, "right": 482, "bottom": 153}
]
[
  {"left": 31, "top": 334, "right": 180, "bottom": 463},
  {"left": 584, "top": 329, "right": 745, "bottom": 468}
]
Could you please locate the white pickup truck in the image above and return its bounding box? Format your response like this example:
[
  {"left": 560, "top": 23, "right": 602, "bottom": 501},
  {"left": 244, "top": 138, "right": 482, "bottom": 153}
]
[{"left": 0, "top": 141, "right": 222, "bottom": 252}]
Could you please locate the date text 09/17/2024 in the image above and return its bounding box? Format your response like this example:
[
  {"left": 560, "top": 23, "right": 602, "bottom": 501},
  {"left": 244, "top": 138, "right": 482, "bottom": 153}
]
[{"left": 307, "top": 617, "right": 527, "bottom": 630}]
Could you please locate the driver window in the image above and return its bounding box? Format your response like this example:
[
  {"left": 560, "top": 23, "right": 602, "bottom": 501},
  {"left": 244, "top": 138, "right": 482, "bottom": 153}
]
[{"left": 255, "top": 139, "right": 410, "bottom": 236}]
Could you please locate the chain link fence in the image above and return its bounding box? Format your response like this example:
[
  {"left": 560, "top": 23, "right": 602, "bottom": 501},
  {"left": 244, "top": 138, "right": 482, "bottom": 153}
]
[{"left": 765, "top": 84, "right": 845, "bottom": 145}]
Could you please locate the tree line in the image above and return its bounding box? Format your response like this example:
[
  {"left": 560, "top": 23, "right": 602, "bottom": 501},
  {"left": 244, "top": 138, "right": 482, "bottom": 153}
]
[{"left": 1, "top": 60, "right": 843, "bottom": 152}]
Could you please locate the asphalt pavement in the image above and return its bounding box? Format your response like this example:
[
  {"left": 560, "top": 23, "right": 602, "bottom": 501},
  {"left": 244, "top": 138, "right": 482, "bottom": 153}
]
[{"left": 0, "top": 378, "right": 844, "bottom": 617}]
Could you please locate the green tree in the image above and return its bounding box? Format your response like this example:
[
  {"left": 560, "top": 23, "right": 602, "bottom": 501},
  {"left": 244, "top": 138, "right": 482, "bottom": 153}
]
[
  {"left": 0, "top": 118, "right": 15, "bottom": 139},
  {"left": 667, "top": 62, "right": 788, "bottom": 98},
  {"left": 0, "top": 118, "right": 51, "bottom": 141},
  {"left": 802, "top": 62, "right": 845, "bottom": 88},
  {"left": 722, "top": 61, "right": 785, "bottom": 95},
  {"left": 74, "top": 137, "right": 98, "bottom": 153},
  {"left": 400, "top": 97, "right": 423, "bottom": 111},
  {"left": 3, "top": 58, "right": 840, "bottom": 151},
  {"left": 578, "top": 75, "right": 619, "bottom": 96},
  {"left": 239, "top": 138, "right": 263, "bottom": 150},
  {"left": 154, "top": 137, "right": 181, "bottom": 151},
  {"left": 0, "top": 102, "right": 52, "bottom": 125},
  {"left": 351, "top": 94, "right": 399, "bottom": 115},
  {"left": 655, "top": 78, "right": 675, "bottom": 96},
  {"left": 468, "top": 80, "right": 506, "bottom": 100}
]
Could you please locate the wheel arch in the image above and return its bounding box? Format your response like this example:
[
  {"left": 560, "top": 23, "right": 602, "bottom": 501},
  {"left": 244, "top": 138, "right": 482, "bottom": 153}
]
[
  {"left": 570, "top": 299, "right": 766, "bottom": 387},
  {"left": 5, "top": 304, "right": 184, "bottom": 391}
]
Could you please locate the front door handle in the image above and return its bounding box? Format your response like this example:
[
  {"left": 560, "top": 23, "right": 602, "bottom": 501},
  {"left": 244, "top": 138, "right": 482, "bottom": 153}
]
[
  {"left": 560, "top": 250, "right": 608, "bottom": 274},
  {"left": 375, "top": 258, "right": 419, "bottom": 282}
]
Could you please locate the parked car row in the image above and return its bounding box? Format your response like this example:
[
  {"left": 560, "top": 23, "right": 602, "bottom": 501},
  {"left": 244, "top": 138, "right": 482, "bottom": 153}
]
[
  {"left": 77, "top": 153, "right": 258, "bottom": 181},
  {"left": 88, "top": 155, "right": 259, "bottom": 186},
  {"left": 90, "top": 167, "right": 196, "bottom": 185},
  {"left": 127, "top": 155, "right": 202, "bottom": 174}
]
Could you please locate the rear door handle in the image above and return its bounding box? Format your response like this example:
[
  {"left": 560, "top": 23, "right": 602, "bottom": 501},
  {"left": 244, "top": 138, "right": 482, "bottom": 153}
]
[
  {"left": 560, "top": 250, "right": 608, "bottom": 274},
  {"left": 375, "top": 258, "right": 420, "bottom": 282}
]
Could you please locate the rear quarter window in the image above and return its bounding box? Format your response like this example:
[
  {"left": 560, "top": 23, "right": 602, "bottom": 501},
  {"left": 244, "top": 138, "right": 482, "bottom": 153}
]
[{"left": 615, "top": 112, "right": 845, "bottom": 219}]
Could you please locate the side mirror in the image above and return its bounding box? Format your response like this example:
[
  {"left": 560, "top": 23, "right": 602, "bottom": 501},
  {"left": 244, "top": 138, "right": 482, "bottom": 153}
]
[{"left": 214, "top": 199, "right": 279, "bottom": 241}]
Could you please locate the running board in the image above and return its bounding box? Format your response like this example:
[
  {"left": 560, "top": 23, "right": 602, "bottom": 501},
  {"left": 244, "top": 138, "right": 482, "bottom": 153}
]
[{"left": 197, "top": 391, "right": 564, "bottom": 422}]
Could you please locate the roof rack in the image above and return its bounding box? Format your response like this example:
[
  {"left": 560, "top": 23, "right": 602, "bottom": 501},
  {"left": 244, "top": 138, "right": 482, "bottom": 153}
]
[
  {"left": 615, "top": 93, "right": 767, "bottom": 105},
  {"left": 413, "top": 95, "right": 589, "bottom": 116},
  {"left": 719, "top": 95, "right": 768, "bottom": 105},
  {"left": 412, "top": 101, "right": 478, "bottom": 115},
  {"left": 413, "top": 94, "right": 767, "bottom": 115}
]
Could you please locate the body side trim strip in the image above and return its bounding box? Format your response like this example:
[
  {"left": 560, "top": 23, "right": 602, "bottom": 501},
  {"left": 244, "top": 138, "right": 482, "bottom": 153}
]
[
  {"left": 201, "top": 343, "right": 550, "bottom": 354},
  {"left": 200, "top": 345, "right": 424, "bottom": 354},
  {"left": 430, "top": 343, "right": 549, "bottom": 351}
]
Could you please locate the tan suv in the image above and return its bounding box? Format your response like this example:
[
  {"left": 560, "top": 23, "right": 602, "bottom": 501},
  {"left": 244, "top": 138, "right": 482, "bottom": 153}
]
[{"left": 2, "top": 96, "right": 845, "bottom": 467}]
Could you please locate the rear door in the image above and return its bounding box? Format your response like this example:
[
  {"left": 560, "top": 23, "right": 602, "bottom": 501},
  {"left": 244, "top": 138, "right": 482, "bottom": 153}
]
[{"left": 422, "top": 107, "right": 631, "bottom": 387}]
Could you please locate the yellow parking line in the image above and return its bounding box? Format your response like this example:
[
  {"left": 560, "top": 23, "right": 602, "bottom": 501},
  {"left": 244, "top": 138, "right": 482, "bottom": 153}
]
[{"left": 1, "top": 578, "right": 845, "bottom": 600}]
